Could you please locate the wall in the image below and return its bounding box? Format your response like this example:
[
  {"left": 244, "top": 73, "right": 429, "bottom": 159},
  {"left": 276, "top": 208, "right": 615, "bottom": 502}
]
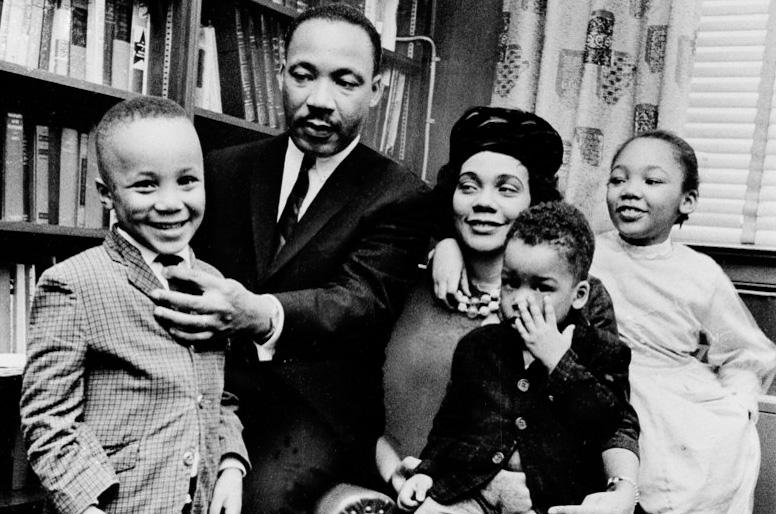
[{"left": 427, "top": 0, "right": 502, "bottom": 184}]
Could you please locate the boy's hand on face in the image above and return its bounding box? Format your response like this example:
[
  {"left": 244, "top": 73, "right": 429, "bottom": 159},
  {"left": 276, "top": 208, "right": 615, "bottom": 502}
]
[
  {"left": 396, "top": 473, "right": 433, "bottom": 511},
  {"left": 151, "top": 267, "right": 274, "bottom": 342},
  {"left": 513, "top": 295, "right": 573, "bottom": 373},
  {"left": 209, "top": 467, "right": 243, "bottom": 514}
]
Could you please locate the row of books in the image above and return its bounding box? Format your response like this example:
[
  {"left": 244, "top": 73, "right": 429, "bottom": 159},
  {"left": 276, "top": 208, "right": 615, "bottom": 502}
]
[
  {"left": 362, "top": 64, "right": 411, "bottom": 161},
  {"left": 0, "top": 0, "right": 151, "bottom": 94},
  {"left": 0, "top": 263, "right": 35, "bottom": 356},
  {"left": 1, "top": 112, "right": 106, "bottom": 228},
  {"left": 222, "top": 5, "right": 288, "bottom": 129}
]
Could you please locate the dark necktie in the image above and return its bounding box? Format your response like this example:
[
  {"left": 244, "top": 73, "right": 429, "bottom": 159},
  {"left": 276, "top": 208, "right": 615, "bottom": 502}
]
[
  {"left": 277, "top": 153, "right": 315, "bottom": 249},
  {"left": 155, "top": 254, "right": 199, "bottom": 294}
]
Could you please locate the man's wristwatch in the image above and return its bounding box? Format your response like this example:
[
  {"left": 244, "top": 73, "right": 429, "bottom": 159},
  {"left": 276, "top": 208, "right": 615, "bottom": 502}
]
[{"left": 606, "top": 475, "right": 640, "bottom": 505}]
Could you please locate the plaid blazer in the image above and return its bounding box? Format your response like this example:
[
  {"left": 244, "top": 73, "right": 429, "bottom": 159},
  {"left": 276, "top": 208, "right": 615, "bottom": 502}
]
[
  {"left": 20, "top": 230, "right": 249, "bottom": 514},
  {"left": 416, "top": 313, "right": 637, "bottom": 512}
]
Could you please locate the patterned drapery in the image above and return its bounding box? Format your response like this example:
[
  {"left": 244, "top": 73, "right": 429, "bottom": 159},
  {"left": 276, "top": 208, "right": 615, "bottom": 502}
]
[{"left": 491, "top": 0, "right": 700, "bottom": 231}]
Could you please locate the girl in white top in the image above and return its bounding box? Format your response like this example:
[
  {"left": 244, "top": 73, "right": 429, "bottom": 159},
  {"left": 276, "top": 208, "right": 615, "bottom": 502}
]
[{"left": 591, "top": 130, "right": 776, "bottom": 514}]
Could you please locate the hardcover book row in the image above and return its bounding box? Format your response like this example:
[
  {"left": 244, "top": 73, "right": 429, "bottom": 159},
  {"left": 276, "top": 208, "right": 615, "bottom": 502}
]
[
  {"left": 1, "top": 112, "right": 106, "bottom": 228},
  {"left": 0, "top": 0, "right": 151, "bottom": 94}
]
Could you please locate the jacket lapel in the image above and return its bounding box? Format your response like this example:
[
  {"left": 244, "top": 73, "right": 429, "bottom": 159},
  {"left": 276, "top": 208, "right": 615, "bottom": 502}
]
[
  {"left": 104, "top": 228, "right": 164, "bottom": 298},
  {"left": 269, "top": 143, "right": 369, "bottom": 275},
  {"left": 249, "top": 136, "right": 286, "bottom": 281}
]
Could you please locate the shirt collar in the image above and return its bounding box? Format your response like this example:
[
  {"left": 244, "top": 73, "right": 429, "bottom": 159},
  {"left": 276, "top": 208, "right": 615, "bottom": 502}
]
[
  {"left": 615, "top": 232, "right": 674, "bottom": 259},
  {"left": 287, "top": 136, "right": 360, "bottom": 182},
  {"left": 115, "top": 226, "right": 192, "bottom": 269}
]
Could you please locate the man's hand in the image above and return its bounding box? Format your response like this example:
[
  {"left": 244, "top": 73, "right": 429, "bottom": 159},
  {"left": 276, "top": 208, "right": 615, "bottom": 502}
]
[
  {"left": 209, "top": 467, "right": 243, "bottom": 514},
  {"left": 431, "top": 238, "right": 470, "bottom": 309},
  {"left": 547, "top": 486, "right": 635, "bottom": 514},
  {"left": 389, "top": 456, "right": 422, "bottom": 494},
  {"left": 396, "top": 473, "right": 433, "bottom": 511},
  {"left": 150, "top": 267, "right": 274, "bottom": 343},
  {"left": 513, "top": 295, "right": 573, "bottom": 373}
]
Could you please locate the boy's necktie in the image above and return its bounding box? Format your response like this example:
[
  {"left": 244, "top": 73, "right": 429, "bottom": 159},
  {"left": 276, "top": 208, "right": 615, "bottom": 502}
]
[
  {"left": 277, "top": 153, "right": 315, "bottom": 250},
  {"left": 155, "top": 254, "right": 199, "bottom": 294}
]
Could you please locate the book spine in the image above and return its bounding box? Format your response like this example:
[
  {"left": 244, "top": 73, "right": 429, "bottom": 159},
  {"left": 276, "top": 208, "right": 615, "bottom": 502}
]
[
  {"left": 0, "top": 0, "right": 13, "bottom": 60},
  {"left": 46, "top": 125, "right": 60, "bottom": 224},
  {"left": 49, "top": 0, "right": 71, "bottom": 75},
  {"left": 4, "top": 0, "right": 29, "bottom": 65},
  {"left": 85, "top": 0, "right": 105, "bottom": 83},
  {"left": 32, "top": 125, "right": 50, "bottom": 224},
  {"left": 69, "top": 0, "right": 88, "bottom": 80},
  {"left": 202, "top": 25, "right": 222, "bottom": 112},
  {"left": 22, "top": 122, "right": 32, "bottom": 222},
  {"left": 83, "top": 126, "right": 102, "bottom": 228},
  {"left": 101, "top": 0, "right": 113, "bottom": 85},
  {"left": 75, "top": 131, "right": 88, "bottom": 226},
  {"left": 24, "top": 0, "right": 44, "bottom": 68},
  {"left": 128, "top": 0, "right": 149, "bottom": 94},
  {"left": 246, "top": 11, "right": 267, "bottom": 125},
  {"left": 58, "top": 127, "right": 79, "bottom": 226},
  {"left": 110, "top": 0, "right": 129, "bottom": 89},
  {"left": 37, "top": 0, "right": 55, "bottom": 69},
  {"left": 234, "top": 7, "right": 256, "bottom": 122},
  {"left": 12, "top": 263, "right": 25, "bottom": 355},
  {"left": 0, "top": 266, "right": 11, "bottom": 353},
  {"left": 2, "top": 113, "right": 25, "bottom": 222},
  {"left": 269, "top": 19, "right": 285, "bottom": 130},
  {"left": 258, "top": 13, "right": 277, "bottom": 128}
]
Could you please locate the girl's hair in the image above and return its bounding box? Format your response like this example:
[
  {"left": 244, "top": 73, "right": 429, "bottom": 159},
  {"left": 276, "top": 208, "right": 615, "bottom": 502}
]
[{"left": 611, "top": 129, "right": 699, "bottom": 225}]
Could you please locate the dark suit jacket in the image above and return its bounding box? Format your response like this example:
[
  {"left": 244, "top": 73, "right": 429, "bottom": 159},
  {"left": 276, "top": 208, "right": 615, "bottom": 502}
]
[
  {"left": 194, "top": 134, "right": 433, "bottom": 448},
  {"left": 415, "top": 313, "right": 635, "bottom": 511}
]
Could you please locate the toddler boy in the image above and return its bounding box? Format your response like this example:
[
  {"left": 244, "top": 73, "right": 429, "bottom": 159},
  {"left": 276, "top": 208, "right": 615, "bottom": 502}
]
[
  {"left": 398, "top": 202, "right": 637, "bottom": 514},
  {"left": 20, "top": 97, "right": 249, "bottom": 514}
]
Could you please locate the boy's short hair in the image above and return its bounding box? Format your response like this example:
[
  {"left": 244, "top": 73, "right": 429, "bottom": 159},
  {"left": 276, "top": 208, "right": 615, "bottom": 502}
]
[
  {"left": 285, "top": 3, "right": 382, "bottom": 75},
  {"left": 95, "top": 96, "right": 189, "bottom": 183},
  {"left": 507, "top": 201, "right": 595, "bottom": 282}
]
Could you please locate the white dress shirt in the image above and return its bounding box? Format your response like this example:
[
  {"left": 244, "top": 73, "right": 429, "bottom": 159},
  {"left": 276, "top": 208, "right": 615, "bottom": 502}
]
[{"left": 256, "top": 136, "right": 360, "bottom": 362}]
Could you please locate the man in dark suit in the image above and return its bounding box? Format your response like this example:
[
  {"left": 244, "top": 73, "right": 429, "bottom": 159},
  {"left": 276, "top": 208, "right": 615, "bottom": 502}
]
[{"left": 150, "top": 4, "right": 433, "bottom": 513}]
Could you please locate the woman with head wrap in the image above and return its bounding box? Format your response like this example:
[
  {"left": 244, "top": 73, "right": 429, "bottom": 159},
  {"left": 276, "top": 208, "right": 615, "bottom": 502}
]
[{"left": 378, "top": 107, "right": 640, "bottom": 514}]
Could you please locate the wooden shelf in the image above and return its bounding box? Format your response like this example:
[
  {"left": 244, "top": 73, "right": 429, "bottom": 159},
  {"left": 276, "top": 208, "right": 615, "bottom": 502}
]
[
  {"left": 246, "top": 0, "right": 299, "bottom": 18},
  {"left": 194, "top": 107, "right": 281, "bottom": 152},
  {"left": 384, "top": 49, "right": 424, "bottom": 72},
  {"left": 0, "top": 60, "right": 136, "bottom": 129},
  {"left": 0, "top": 223, "right": 106, "bottom": 263}
]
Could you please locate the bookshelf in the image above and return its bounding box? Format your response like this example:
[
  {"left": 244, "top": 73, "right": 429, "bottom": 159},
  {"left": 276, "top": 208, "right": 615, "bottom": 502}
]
[{"left": 0, "top": 0, "right": 435, "bottom": 510}]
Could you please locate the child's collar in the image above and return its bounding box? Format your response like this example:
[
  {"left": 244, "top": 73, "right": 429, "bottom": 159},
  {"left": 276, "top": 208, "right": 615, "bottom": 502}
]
[{"left": 615, "top": 232, "right": 673, "bottom": 259}]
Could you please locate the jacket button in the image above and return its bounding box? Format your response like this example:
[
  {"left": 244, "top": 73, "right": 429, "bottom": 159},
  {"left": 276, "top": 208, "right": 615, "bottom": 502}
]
[
  {"left": 515, "top": 417, "right": 528, "bottom": 430},
  {"left": 183, "top": 451, "right": 195, "bottom": 466},
  {"left": 196, "top": 394, "right": 204, "bottom": 407},
  {"left": 491, "top": 451, "right": 505, "bottom": 464},
  {"left": 517, "top": 378, "right": 530, "bottom": 392}
]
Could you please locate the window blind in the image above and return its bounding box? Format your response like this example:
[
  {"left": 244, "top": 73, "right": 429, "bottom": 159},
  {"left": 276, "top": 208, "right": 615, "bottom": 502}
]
[{"left": 673, "top": 0, "right": 776, "bottom": 249}]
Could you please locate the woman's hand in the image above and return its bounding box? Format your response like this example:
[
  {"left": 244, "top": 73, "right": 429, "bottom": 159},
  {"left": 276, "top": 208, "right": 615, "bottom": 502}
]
[
  {"left": 389, "top": 456, "right": 422, "bottom": 494},
  {"left": 431, "top": 238, "right": 470, "bottom": 309},
  {"left": 396, "top": 473, "right": 433, "bottom": 511}
]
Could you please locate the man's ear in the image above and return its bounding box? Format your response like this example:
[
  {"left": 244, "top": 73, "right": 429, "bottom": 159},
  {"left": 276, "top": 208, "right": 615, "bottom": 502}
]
[
  {"left": 571, "top": 279, "right": 590, "bottom": 310},
  {"left": 369, "top": 73, "right": 384, "bottom": 107},
  {"left": 679, "top": 188, "right": 698, "bottom": 216},
  {"left": 96, "top": 176, "right": 113, "bottom": 211}
]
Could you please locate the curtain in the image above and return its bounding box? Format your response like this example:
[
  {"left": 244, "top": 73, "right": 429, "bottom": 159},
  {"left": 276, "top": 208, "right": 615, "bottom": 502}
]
[{"left": 490, "top": 0, "right": 700, "bottom": 231}]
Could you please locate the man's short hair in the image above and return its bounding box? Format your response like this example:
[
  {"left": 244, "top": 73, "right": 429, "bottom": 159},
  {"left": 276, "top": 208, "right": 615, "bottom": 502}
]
[
  {"left": 284, "top": 3, "right": 382, "bottom": 75},
  {"left": 507, "top": 201, "right": 595, "bottom": 282},
  {"left": 95, "top": 96, "right": 189, "bottom": 182}
]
